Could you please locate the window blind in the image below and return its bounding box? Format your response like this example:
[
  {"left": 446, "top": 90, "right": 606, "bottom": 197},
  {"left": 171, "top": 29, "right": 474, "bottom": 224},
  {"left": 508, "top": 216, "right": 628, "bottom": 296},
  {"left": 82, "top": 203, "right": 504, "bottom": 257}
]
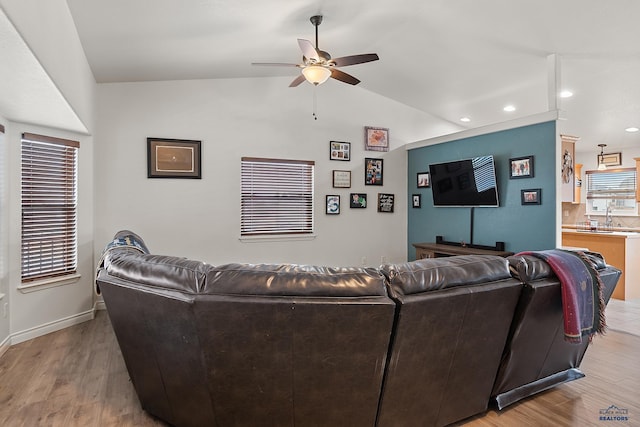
[
  {"left": 21, "top": 133, "right": 79, "bottom": 282},
  {"left": 241, "top": 157, "right": 314, "bottom": 236},
  {"left": 586, "top": 168, "right": 636, "bottom": 199}
]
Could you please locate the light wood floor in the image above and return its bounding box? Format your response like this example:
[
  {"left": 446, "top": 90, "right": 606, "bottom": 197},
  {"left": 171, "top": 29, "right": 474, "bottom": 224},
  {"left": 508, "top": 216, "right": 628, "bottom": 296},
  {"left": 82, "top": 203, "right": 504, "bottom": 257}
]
[{"left": 1, "top": 300, "right": 639, "bottom": 427}]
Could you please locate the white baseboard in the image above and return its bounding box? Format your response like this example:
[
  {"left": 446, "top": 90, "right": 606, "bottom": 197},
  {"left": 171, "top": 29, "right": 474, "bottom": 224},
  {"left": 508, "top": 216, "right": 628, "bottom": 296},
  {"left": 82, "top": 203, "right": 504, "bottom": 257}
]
[
  {"left": 94, "top": 299, "right": 106, "bottom": 311},
  {"left": 0, "top": 334, "right": 10, "bottom": 358},
  {"left": 10, "top": 308, "right": 95, "bottom": 345}
]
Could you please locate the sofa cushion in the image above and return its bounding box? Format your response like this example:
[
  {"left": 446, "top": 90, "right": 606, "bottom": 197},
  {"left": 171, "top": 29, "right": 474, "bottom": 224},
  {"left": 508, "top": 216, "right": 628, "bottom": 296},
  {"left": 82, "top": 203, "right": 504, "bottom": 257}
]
[
  {"left": 104, "top": 251, "right": 214, "bottom": 294},
  {"left": 204, "top": 263, "right": 387, "bottom": 297},
  {"left": 508, "top": 250, "right": 607, "bottom": 284},
  {"left": 380, "top": 255, "right": 511, "bottom": 296}
]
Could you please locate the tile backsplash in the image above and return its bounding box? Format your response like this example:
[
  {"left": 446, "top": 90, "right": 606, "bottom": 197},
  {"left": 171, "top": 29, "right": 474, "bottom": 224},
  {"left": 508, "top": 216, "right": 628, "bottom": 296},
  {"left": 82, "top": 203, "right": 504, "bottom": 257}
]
[{"left": 562, "top": 202, "right": 640, "bottom": 229}]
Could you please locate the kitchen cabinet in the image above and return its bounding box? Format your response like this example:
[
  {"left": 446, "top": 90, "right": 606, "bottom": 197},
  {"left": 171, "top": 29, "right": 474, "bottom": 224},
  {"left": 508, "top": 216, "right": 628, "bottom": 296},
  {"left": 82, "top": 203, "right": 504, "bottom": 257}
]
[{"left": 562, "top": 230, "right": 640, "bottom": 300}]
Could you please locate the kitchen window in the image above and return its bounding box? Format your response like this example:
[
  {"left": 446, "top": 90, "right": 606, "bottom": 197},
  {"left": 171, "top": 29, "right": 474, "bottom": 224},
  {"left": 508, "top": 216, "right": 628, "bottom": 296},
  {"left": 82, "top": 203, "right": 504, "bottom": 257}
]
[{"left": 585, "top": 168, "right": 637, "bottom": 217}]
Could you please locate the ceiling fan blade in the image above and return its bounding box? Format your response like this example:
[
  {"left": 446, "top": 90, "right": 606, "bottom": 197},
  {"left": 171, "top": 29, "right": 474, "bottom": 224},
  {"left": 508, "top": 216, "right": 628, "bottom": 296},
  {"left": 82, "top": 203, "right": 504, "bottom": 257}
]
[
  {"left": 331, "top": 53, "right": 379, "bottom": 67},
  {"left": 251, "top": 62, "right": 301, "bottom": 67},
  {"left": 297, "top": 39, "right": 319, "bottom": 62},
  {"left": 289, "top": 74, "right": 306, "bottom": 87},
  {"left": 330, "top": 68, "right": 360, "bottom": 85}
]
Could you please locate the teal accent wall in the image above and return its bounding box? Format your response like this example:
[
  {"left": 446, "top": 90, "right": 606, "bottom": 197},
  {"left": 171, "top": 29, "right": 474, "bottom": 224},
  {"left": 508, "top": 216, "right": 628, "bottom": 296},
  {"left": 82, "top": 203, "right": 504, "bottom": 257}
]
[{"left": 407, "top": 121, "right": 556, "bottom": 259}]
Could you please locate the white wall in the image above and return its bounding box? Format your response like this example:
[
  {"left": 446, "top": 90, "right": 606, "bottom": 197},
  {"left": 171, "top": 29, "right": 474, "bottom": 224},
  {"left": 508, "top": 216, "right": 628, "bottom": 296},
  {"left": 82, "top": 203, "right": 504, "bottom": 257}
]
[
  {"left": 95, "top": 77, "right": 438, "bottom": 267},
  {"left": 0, "top": 0, "right": 96, "bottom": 345},
  {"left": 0, "top": 118, "right": 8, "bottom": 353},
  {"left": 0, "top": 0, "right": 96, "bottom": 131}
]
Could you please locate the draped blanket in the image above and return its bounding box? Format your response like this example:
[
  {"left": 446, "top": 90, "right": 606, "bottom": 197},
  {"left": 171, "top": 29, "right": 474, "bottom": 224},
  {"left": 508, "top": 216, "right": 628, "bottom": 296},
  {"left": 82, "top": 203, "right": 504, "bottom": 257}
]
[
  {"left": 516, "top": 249, "right": 606, "bottom": 344},
  {"left": 95, "top": 233, "right": 150, "bottom": 295}
]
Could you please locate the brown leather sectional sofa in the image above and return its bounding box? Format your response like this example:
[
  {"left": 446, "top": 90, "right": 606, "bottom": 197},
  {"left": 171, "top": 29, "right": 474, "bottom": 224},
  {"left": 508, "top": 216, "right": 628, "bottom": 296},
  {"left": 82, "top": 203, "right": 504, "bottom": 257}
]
[{"left": 95, "top": 231, "right": 620, "bottom": 427}]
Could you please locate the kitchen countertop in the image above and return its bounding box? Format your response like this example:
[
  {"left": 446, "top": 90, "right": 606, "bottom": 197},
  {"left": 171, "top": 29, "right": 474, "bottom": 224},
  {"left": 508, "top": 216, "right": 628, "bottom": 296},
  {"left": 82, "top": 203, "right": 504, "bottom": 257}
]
[{"left": 562, "top": 228, "right": 640, "bottom": 238}]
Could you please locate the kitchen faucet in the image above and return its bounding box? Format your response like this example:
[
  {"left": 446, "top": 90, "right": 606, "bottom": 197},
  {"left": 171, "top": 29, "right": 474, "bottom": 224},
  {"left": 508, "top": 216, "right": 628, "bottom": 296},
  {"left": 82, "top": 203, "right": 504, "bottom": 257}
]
[{"left": 605, "top": 203, "right": 613, "bottom": 227}]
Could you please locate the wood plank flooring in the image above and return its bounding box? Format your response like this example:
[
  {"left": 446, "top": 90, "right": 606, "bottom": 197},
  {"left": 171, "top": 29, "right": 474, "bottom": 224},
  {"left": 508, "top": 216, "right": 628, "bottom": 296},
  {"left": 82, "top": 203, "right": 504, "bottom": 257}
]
[{"left": 1, "top": 301, "right": 639, "bottom": 427}]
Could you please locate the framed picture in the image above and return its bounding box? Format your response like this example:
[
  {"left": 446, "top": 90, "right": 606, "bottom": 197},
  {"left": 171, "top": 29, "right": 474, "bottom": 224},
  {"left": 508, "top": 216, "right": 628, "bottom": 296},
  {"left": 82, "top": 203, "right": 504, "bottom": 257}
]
[
  {"left": 364, "top": 126, "right": 389, "bottom": 152},
  {"left": 350, "top": 193, "right": 367, "bottom": 208},
  {"left": 378, "top": 193, "right": 395, "bottom": 213},
  {"left": 417, "top": 172, "right": 431, "bottom": 188},
  {"left": 326, "top": 195, "right": 340, "bottom": 214},
  {"left": 365, "top": 158, "right": 383, "bottom": 185},
  {"left": 330, "top": 141, "right": 351, "bottom": 161},
  {"left": 598, "top": 152, "right": 622, "bottom": 167},
  {"left": 147, "top": 138, "right": 201, "bottom": 179},
  {"left": 412, "top": 194, "right": 421, "bottom": 208},
  {"left": 411, "top": 194, "right": 422, "bottom": 208},
  {"left": 332, "top": 170, "right": 351, "bottom": 188},
  {"left": 521, "top": 188, "right": 541, "bottom": 205},
  {"left": 510, "top": 155, "right": 534, "bottom": 179}
]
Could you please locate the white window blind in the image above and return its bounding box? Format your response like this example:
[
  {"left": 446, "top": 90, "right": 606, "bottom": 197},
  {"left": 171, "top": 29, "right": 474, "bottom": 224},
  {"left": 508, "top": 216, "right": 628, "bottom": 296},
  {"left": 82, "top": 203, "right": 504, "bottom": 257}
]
[
  {"left": 21, "top": 133, "right": 79, "bottom": 282},
  {"left": 586, "top": 168, "right": 636, "bottom": 199},
  {"left": 241, "top": 157, "right": 314, "bottom": 236},
  {"left": 586, "top": 167, "right": 637, "bottom": 216}
]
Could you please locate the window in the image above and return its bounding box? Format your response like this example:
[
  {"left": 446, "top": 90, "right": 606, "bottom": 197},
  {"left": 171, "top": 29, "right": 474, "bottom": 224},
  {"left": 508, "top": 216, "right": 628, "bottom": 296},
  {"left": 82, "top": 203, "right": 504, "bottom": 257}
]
[
  {"left": 241, "top": 157, "right": 314, "bottom": 236},
  {"left": 21, "top": 133, "right": 79, "bottom": 282},
  {"left": 586, "top": 168, "right": 637, "bottom": 217}
]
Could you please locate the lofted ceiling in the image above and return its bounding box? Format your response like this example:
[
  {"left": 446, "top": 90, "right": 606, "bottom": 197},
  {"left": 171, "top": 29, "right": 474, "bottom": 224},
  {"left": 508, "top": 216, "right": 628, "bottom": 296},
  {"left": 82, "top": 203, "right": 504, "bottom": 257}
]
[{"left": 5, "top": 1, "right": 640, "bottom": 153}]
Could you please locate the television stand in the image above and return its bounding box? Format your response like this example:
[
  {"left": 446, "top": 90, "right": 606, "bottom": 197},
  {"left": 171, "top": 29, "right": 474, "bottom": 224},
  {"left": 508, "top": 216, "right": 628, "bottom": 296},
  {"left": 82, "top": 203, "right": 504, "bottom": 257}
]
[{"left": 413, "top": 242, "right": 513, "bottom": 259}]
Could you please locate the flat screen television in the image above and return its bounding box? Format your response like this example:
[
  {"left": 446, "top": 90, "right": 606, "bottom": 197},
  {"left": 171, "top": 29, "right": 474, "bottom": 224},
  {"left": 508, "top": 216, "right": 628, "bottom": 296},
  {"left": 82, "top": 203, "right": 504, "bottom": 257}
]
[{"left": 429, "top": 155, "right": 499, "bottom": 207}]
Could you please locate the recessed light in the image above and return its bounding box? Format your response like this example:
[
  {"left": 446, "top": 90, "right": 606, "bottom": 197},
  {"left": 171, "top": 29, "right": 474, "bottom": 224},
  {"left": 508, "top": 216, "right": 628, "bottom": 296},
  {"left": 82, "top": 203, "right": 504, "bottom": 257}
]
[
  {"left": 625, "top": 127, "right": 639, "bottom": 132},
  {"left": 560, "top": 90, "right": 573, "bottom": 98},
  {"left": 460, "top": 117, "right": 471, "bottom": 122},
  {"left": 503, "top": 105, "right": 516, "bottom": 112}
]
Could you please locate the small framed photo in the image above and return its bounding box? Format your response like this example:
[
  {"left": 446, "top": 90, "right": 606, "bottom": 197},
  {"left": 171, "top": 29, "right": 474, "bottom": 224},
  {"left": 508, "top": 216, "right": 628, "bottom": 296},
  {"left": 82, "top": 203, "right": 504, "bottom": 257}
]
[
  {"left": 378, "top": 193, "right": 395, "bottom": 213},
  {"left": 147, "top": 138, "right": 201, "bottom": 179},
  {"left": 330, "top": 141, "right": 351, "bottom": 161},
  {"left": 326, "top": 195, "right": 340, "bottom": 214},
  {"left": 365, "top": 158, "right": 383, "bottom": 186},
  {"left": 350, "top": 193, "right": 367, "bottom": 208},
  {"left": 332, "top": 170, "right": 351, "bottom": 188},
  {"left": 521, "top": 188, "right": 541, "bottom": 205},
  {"left": 364, "top": 126, "right": 389, "bottom": 152},
  {"left": 510, "top": 155, "right": 534, "bottom": 179},
  {"left": 412, "top": 194, "right": 421, "bottom": 208},
  {"left": 417, "top": 172, "right": 431, "bottom": 188}
]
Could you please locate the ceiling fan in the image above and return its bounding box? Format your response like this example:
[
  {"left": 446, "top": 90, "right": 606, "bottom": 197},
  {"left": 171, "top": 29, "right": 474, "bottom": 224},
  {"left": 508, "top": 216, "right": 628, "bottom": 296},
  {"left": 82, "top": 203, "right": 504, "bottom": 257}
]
[{"left": 252, "top": 15, "right": 379, "bottom": 87}]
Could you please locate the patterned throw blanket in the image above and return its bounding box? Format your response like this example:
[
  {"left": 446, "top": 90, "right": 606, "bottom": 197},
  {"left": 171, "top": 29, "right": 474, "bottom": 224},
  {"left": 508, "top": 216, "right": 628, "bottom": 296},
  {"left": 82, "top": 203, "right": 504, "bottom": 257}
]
[
  {"left": 95, "top": 233, "right": 150, "bottom": 295},
  {"left": 516, "top": 249, "right": 606, "bottom": 344}
]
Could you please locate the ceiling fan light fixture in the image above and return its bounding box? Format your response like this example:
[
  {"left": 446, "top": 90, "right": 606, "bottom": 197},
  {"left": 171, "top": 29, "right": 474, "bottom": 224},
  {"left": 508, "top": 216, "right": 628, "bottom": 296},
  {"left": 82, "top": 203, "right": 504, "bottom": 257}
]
[{"left": 302, "top": 65, "right": 331, "bottom": 85}]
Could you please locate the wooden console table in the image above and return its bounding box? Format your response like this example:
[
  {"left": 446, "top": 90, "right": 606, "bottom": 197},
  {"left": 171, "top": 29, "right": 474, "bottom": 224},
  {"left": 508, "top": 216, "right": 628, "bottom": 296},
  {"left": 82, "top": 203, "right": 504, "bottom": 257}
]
[{"left": 413, "top": 242, "right": 513, "bottom": 259}]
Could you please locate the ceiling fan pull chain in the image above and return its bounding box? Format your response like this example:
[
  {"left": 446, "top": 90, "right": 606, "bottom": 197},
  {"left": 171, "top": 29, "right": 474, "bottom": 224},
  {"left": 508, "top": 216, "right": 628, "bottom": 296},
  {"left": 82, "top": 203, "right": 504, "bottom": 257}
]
[{"left": 312, "top": 86, "right": 318, "bottom": 120}]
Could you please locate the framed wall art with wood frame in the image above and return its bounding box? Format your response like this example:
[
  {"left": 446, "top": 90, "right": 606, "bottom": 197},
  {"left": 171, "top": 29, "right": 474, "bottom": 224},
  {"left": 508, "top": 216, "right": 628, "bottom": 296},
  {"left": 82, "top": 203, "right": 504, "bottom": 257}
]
[
  {"left": 364, "top": 126, "right": 389, "bottom": 152},
  {"left": 147, "top": 138, "right": 202, "bottom": 178},
  {"left": 332, "top": 170, "right": 351, "bottom": 188}
]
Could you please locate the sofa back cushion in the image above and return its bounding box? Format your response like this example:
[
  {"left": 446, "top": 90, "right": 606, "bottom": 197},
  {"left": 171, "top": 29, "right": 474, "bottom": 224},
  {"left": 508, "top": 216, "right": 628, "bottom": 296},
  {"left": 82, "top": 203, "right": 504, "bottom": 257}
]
[
  {"left": 380, "top": 254, "right": 511, "bottom": 297},
  {"left": 204, "top": 263, "right": 387, "bottom": 297},
  {"left": 508, "top": 251, "right": 607, "bottom": 284},
  {"left": 104, "top": 251, "right": 214, "bottom": 294}
]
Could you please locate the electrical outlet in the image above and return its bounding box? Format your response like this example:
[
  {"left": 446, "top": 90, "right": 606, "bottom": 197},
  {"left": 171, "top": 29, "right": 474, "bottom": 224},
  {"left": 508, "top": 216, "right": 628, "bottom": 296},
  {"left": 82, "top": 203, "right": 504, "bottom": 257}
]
[
  {"left": 361, "top": 256, "right": 367, "bottom": 266},
  {"left": 2, "top": 303, "right": 7, "bottom": 318},
  {"left": 381, "top": 255, "right": 387, "bottom": 263}
]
